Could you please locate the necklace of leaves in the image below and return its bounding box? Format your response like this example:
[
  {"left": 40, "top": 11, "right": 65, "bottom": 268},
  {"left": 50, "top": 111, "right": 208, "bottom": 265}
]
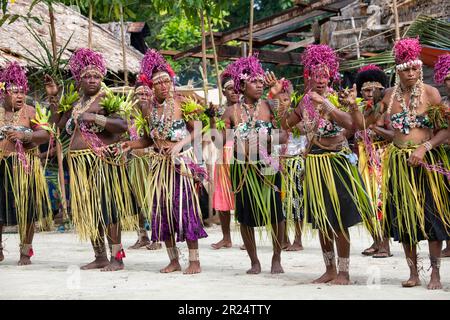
[{"left": 150, "top": 94, "right": 175, "bottom": 140}]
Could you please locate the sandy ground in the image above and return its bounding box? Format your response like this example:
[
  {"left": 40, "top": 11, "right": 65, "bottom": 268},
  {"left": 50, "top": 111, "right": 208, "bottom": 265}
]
[{"left": 0, "top": 223, "right": 449, "bottom": 300}]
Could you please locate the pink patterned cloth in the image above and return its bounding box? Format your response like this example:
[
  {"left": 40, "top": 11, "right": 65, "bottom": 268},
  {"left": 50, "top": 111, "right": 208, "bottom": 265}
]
[{"left": 213, "top": 141, "right": 235, "bottom": 211}]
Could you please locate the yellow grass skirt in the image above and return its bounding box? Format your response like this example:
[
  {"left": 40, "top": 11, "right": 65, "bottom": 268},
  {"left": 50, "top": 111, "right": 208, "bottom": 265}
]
[{"left": 67, "top": 149, "right": 138, "bottom": 241}]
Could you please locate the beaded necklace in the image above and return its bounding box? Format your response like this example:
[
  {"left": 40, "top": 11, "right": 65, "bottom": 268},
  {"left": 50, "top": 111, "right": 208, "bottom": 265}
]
[
  {"left": 150, "top": 92, "right": 175, "bottom": 140},
  {"left": 0, "top": 105, "right": 24, "bottom": 127},
  {"left": 236, "top": 97, "right": 261, "bottom": 130},
  {"left": 387, "top": 81, "right": 422, "bottom": 117},
  {"left": 72, "top": 90, "right": 102, "bottom": 119}
]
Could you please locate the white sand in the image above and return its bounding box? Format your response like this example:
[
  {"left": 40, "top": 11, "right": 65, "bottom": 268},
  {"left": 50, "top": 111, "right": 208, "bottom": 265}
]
[{"left": 0, "top": 223, "right": 449, "bottom": 300}]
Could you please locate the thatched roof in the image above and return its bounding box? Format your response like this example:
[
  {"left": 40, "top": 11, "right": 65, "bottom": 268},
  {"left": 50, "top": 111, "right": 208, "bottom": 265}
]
[{"left": 0, "top": 0, "right": 143, "bottom": 74}]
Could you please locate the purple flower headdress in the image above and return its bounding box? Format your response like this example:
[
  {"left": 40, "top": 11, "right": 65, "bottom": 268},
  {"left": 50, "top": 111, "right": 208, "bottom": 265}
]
[
  {"left": 140, "top": 49, "right": 175, "bottom": 86},
  {"left": 301, "top": 44, "right": 340, "bottom": 82},
  {"left": 227, "top": 54, "right": 265, "bottom": 93},
  {"left": 0, "top": 62, "right": 28, "bottom": 98},
  {"left": 357, "top": 64, "right": 382, "bottom": 73},
  {"left": 393, "top": 37, "right": 422, "bottom": 71},
  {"left": 281, "top": 79, "right": 293, "bottom": 95},
  {"left": 69, "top": 48, "right": 107, "bottom": 84},
  {"left": 434, "top": 54, "right": 450, "bottom": 85}
]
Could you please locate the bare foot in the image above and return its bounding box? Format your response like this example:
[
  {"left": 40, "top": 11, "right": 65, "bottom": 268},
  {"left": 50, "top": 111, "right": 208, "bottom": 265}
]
[
  {"left": 240, "top": 244, "right": 246, "bottom": 250},
  {"left": 442, "top": 247, "right": 450, "bottom": 258},
  {"left": 80, "top": 257, "right": 110, "bottom": 270},
  {"left": 246, "top": 262, "right": 261, "bottom": 274},
  {"left": 146, "top": 242, "right": 162, "bottom": 250},
  {"left": 361, "top": 243, "right": 378, "bottom": 256},
  {"left": 286, "top": 242, "right": 304, "bottom": 251},
  {"left": 211, "top": 239, "right": 232, "bottom": 250},
  {"left": 427, "top": 272, "right": 442, "bottom": 290},
  {"left": 184, "top": 261, "right": 201, "bottom": 274},
  {"left": 281, "top": 241, "right": 291, "bottom": 251},
  {"left": 160, "top": 260, "right": 182, "bottom": 273},
  {"left": 312, "top": 269, "right": 337, "bottom": 284},
  {"left": 329, "top": 272, "right": 350, "bottom": 285},
  {"left": 271, "top": 256, "right": 284, "bottom": 274},
  {"left": 100, "top": 259, "right": 124, "bottom": 272},
  {"left": 128, "top": 238, "right": 151, "bottom": 250},
  {"left": 372, "top": 249, "right": 393, "bottom": 258},
  {"left": 18, "top": 254, "right": 32, "bottom": 266},
  {"left": 401, "top": 275, "right": 421, "bottom": 288}
]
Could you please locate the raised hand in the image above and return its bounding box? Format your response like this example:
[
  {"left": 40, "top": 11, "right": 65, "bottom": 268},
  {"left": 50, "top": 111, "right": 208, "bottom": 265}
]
[
  {"left": 44, "top": 74, "right": 59, "bottom": 97},
  {"left": 264, "top": 71, "right": 278, "bottom": 88},
  {"left": 338, "top": 84, "right": 357, "bottom": 107},
  {"left": 308, "top": 91, "right": 325, "bottom": 106}
]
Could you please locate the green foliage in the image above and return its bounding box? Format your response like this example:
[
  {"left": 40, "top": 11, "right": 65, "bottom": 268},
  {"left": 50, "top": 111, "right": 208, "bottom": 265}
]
[
  {"left": 32, "top": 101, "right": 57, "bottom": 135},
  {"left": 59, "top": 0, "right": 139, "bottom": 23},
  {"left": 59, "top": 81, "right": 79, "bottom": 113},
  {"left": 19, "top": 23, "right": 74, "bottom": 99},
  {"left": 0, "top": 0, "right": 43, "bottom": 27},
  {"left": 131, "top": 107, "right": 149, "bottom": 136},
  {"left": 427, "top": 104, "right": 449, "bottom": 130},
  {"left": 99, "top": 83, "right": 137, "bottom": 116},
  {"left": 157, "top": 16, "right": 203, "bottom": 50}
]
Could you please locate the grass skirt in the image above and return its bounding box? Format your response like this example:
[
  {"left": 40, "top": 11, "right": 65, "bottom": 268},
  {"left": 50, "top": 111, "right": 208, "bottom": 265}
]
[
  {"left": 281, "top": 156, "right": 304, "bottom": 233},
  {"left": 67, "top": 148, "right": 138, "bottom": 241},
  {"left": 231, "top": 159, "right": 284, "bottom": 231},
  {"left": 0, "top": 149, "right": 52, "bottom": 242},
  {"left": 128, "top": 153, "right": 151, "bottom": 212},
  {"left": 304, "top": 146, "right": 377, "bottom": 239},
  {"left": 357, "top": 140, "right": 389, "bottom": 236},
  {"left": 382, "top": 144, "right": 450, "bottom": 244},
  {"left": 145, "top": 148, "right": 207, "bottom": 242}
]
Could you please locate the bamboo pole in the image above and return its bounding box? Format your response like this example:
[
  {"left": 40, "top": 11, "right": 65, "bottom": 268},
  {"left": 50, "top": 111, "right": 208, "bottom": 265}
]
[
  {"left": 200, "top": 11, "right": 209, "bottom": 103},
  {"left": 200, "top": 10, "right": 213, "bottom": 220},
  {"left": 392, "top": 0, "right": 400, "bottom": 40},
  {"left": 48, "top": 5, "right": 68, "bottom": 222},
  {"left": 88, "top": 1, "right": 93, "bottom": 49},
  {"left": 120, "top": 4, "right": 128, "bottom": 86},
  {"left": 248, "top": 0, "right": 255, "bottom": 56},
  {"left": 207, "top": 14, "right": 223, "bottom": 107}
]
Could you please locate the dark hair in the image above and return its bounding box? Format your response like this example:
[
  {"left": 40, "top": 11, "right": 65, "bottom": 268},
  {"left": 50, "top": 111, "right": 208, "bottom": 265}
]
[
  {"left": 221, "top": 76, "right": 233, "bottom": 89},
  {"left": 354, "top": 70, "right": 387, "bottom": 97}
]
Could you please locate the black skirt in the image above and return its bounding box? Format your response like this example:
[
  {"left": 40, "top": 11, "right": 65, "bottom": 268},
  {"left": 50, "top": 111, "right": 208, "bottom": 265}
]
[
  {"left": 232, "top": 162, "right": 285, "bottom": 227},
  {"left": 386, "top": 147, "right": 450, "bottom": 243},
  {"left": 304, "top": 146, "right": 368, "bottom": 232},
  {"left": 0, "top": 155, "right": 50, "bottom": 226}
]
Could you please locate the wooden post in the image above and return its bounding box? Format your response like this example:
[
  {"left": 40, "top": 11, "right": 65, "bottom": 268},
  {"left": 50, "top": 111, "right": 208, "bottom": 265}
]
[
  {"left": 120, "top": 4, "right": 128, "bottom": 86},
  {"left": 207, "top": 14, "right": 223, "bottom": 107},
  {"left": 200, "top": 10, "right": 213, "bottom": 220},
  {"left": 248, "top": 0, "right": 255, "bottom": 56},
  {"left": 200, "top": 11, "right": 209, "bottom": 103},
  {"left": 88, "top": 1, "right": 93, "bottom": 49},
  {"left": 392, "top": 0, "right": 400, "bottom": 40},
  {"left": 351, "top": 17, "right": 360, "bottom": 59},
  {"left": 49, "top": 5, "right": 68, "bottom": 222}
]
